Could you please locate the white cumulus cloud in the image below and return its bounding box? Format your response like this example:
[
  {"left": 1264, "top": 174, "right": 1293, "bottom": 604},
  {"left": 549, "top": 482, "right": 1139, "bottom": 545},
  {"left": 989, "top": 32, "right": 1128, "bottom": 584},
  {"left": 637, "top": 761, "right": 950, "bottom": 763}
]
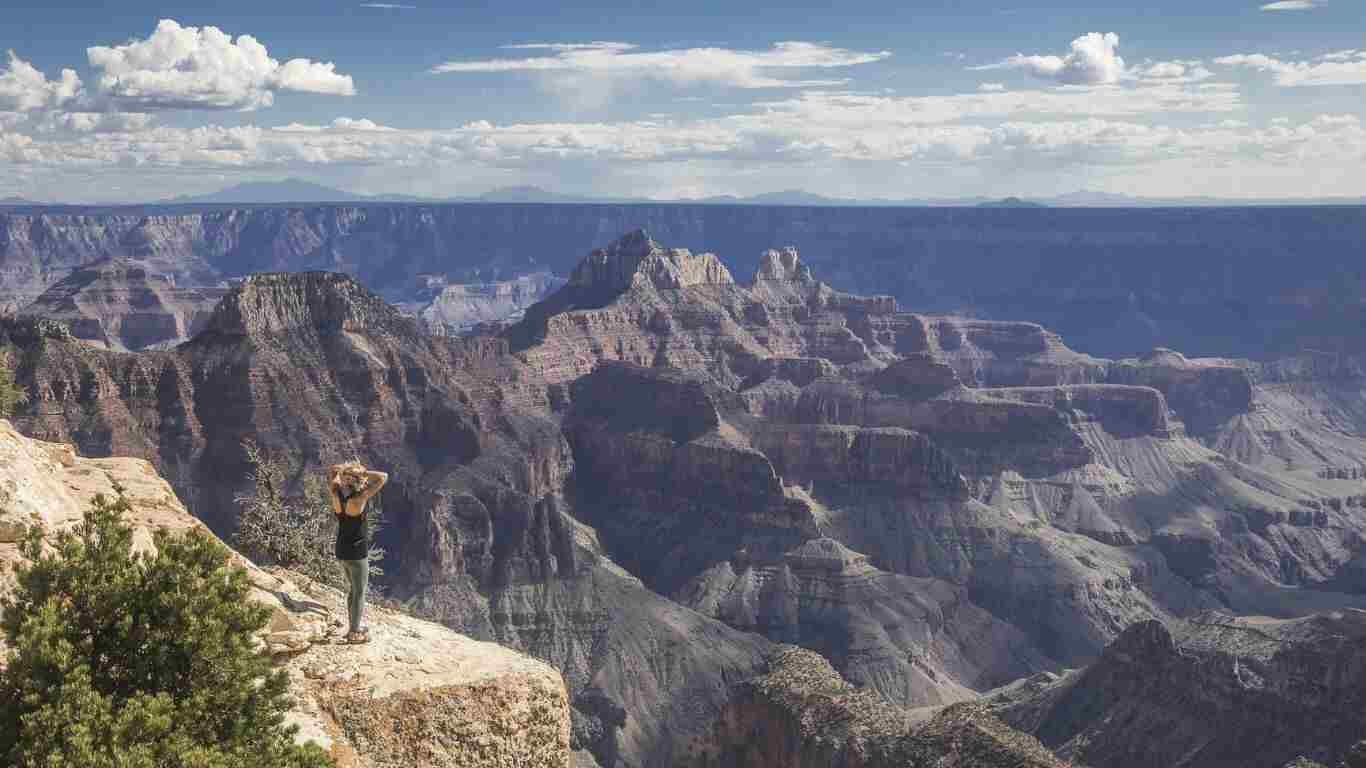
[
  {"left": 85, "top": 19, "right": 356, "bottom": 110},
  {"left": 1260, "top": 1, "right": 1320, "bottom": 10},
  {"left": 431, "top": 40, "right": 890, "bottom": 89},
  {"left": 0, "top": 51, "right": 81, "bottom": 111},
  {"left": 973, "top": 32, "right": 1126, "bottom": 85},
  {"left": 1216, "top": 51, "right": 1366, "bottom": 86}
]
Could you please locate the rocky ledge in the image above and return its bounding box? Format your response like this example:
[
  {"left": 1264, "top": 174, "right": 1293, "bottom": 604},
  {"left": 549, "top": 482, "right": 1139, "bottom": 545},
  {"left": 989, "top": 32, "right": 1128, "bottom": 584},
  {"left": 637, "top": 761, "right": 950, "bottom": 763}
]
[{"left": 0, "top": 419, "right": 572, "bottom": 768}]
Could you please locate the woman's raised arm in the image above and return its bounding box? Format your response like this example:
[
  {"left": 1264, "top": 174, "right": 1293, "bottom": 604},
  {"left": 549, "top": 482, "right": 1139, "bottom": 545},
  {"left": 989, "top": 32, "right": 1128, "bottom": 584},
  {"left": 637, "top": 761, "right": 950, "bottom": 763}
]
[
  {"left": 326, "top": 471, "right": 344, "bottom": 517},
  {"left": 356, "top": 470, "right": 388, "bottom": 503}
]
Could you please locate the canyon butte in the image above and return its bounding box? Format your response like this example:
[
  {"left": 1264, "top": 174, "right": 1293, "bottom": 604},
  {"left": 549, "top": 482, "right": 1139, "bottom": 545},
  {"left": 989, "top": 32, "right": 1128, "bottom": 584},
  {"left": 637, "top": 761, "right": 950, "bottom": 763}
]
[{"left": 4, "top": 221, "right": 1366, "bottom": 767}]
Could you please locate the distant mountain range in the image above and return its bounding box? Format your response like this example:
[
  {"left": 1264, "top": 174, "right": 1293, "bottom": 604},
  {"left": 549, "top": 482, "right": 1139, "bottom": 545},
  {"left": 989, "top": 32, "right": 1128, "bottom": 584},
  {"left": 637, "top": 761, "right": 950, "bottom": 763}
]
[
  {"left": 163, "top": 179, "right": 400, "bottom": 204},
  {"left": 10, "top": 179, "right": 1362, "bottom": 208},
  {"left": 161, "top": 180, "right": 609, "bottom": 205},
  {"left": 977, "top": 197, "right": 1047, "bottom": 209}
]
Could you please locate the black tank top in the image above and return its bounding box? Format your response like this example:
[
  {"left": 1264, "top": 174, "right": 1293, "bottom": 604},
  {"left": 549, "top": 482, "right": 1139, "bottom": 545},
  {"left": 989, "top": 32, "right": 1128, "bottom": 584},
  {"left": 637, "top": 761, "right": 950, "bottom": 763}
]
[{"left": 334, "top": 490, "right": 369, "bottom": 561}]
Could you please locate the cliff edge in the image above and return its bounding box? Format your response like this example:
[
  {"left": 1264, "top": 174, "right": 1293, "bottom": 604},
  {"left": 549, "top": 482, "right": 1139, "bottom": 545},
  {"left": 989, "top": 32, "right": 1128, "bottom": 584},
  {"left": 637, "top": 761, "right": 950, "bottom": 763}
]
[{"left": 0, "top": 419, "right": 572, "bottom": 768}]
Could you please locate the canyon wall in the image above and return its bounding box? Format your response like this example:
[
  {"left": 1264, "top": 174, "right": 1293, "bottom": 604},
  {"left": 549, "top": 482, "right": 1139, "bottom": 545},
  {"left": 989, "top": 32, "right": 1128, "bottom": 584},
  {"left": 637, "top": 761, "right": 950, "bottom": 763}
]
[{"left": 4, "top": 204, "right": 1366, "bottom": 358}]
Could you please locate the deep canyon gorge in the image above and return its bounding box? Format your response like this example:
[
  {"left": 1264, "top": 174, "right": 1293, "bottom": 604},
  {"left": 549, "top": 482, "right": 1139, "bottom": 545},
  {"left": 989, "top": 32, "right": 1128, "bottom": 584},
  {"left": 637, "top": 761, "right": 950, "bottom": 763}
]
[{"left": 4, "top": 205, "right": 1366, "bottom": 767}]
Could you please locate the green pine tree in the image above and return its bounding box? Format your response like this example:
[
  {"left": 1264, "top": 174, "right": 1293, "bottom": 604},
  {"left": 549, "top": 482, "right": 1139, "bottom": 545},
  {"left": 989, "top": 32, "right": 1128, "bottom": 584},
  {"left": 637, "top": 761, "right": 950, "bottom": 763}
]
[{"left": 0, "top": 493, "right": 334, "bottom": 768}]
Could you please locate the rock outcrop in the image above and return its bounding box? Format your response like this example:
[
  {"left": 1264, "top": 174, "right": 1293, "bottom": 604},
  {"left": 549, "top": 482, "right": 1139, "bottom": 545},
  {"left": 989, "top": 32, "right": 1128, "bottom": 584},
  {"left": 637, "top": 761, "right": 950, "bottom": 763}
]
[
  {"left": 991, "top": 613, "right": 1366, "bottom": 768},
  {"left": 0, "top": 419, "right": 572, "bottom": 768},
  {"left": 693, "top": 646, "right": 1066, "bottom": 768},
  {"left": 567, "top": 229, "right": 735, "bottom": 295},
  {"left": 202, "top": 271, "right": 424, "bottom": 340}
]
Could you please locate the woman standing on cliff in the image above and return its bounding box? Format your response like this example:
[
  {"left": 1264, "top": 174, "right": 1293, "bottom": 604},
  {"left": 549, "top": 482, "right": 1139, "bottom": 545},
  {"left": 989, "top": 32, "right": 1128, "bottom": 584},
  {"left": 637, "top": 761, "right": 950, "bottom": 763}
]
[{"left": 327, "top": 461, "right": 388, "bottom": 644}]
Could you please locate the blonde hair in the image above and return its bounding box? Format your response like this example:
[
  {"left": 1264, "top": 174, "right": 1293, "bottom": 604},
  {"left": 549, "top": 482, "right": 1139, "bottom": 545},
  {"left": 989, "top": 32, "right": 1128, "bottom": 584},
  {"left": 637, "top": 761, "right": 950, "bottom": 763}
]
[{"left": 334, "top": 460, "right": 369, "bottom": 490}]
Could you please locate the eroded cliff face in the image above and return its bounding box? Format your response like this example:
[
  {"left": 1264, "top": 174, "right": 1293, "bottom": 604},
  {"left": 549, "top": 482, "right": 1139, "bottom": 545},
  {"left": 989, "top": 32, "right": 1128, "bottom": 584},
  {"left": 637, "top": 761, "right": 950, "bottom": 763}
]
[
  {"left": 565, "top": 362, "right": 1047, "bottom": 704},
  {"left": 514, "top": 232, "right": 1366, "bottom": 703},
  {"left": 0, "top": 419, "right": 573, "bottom": 768},
  {"left": 990, "top": 613, "right": 1366, "bottom": 768}
]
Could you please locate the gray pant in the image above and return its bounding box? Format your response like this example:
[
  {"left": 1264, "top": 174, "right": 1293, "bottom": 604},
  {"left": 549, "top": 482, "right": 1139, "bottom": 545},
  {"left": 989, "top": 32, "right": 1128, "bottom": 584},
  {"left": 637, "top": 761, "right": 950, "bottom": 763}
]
[{"left": 340, "top": 559, "right": 368, "bottom": 634}]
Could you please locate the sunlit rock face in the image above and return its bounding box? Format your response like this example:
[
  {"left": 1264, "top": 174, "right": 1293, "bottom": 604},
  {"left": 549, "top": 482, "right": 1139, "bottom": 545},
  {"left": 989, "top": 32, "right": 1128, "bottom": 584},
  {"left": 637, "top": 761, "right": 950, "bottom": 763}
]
[{"left": 412, "top": 272, "right": 565, "bottom": 334}]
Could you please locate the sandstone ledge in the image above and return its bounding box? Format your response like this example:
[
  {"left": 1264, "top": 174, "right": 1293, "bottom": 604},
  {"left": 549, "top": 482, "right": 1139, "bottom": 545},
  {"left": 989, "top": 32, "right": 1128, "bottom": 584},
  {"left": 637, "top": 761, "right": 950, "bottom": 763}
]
[{"left": 0, "top": 419, "right": 571, "bottom": 768}]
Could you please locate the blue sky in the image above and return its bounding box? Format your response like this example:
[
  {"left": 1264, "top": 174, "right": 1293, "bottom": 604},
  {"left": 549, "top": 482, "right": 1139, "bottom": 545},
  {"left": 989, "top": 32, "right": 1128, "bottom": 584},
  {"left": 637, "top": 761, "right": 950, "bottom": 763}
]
[{"left": 2, "top": 0, "right": 1364, "bottom": 201}]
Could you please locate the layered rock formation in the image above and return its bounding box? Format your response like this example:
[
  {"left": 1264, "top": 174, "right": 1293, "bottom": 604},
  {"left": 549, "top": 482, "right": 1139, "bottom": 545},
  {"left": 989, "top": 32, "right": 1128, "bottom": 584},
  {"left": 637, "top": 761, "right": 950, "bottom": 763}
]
[
  {"left": 18, "top": 258, "right": 226, "bottom": 350},
  {"left": 0, "top": 419, "right": 572, "bottom": 768},
  {"left": 507, "top": 234, "right": 1366, "bottom": 648},
  {"left": 565, "top": 362, "right": 1047, "bottom": 704},
  {"left": 991, "top": 613, "right": 1366, "bottom": 768},
  {"left": 499, "top": 235, "right": 1239, "bottom": 665}
]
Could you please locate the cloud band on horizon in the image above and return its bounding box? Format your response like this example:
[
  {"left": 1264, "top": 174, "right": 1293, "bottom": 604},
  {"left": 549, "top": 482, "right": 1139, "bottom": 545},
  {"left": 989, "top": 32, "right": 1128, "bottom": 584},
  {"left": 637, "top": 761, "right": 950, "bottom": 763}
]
[{"left": 431, "top": 41, "right": 891, "bottom": 89}]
